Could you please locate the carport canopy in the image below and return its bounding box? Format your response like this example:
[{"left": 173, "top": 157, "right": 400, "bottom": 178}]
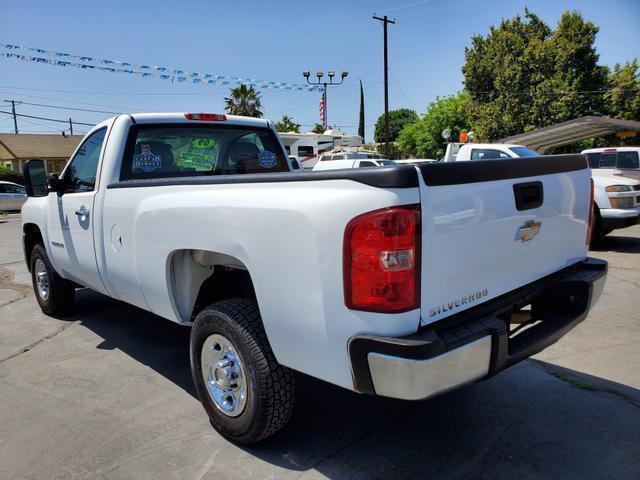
[{"left": 499, "top": 116, "right": 640, "bottom": 153}]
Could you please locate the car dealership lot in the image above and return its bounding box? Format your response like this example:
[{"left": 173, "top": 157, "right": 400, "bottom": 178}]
[{"left": 0, "top": 213, "right": 639, "bottom": 480}]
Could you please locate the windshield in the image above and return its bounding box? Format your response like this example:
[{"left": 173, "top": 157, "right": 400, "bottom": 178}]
[
  {"left": 121, "top": 124, "right": 288, "bottom": 180},
  {"left": 509, "top": 147, "right": 540, "bottom": 157}
]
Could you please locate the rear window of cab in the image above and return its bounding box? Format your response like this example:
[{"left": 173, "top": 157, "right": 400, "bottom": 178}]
[
  {"left": 586, "top": 151, "right": 640, "bottom": 170},
  {"left": 120, "top": 124, "right": 288, "bottom": 180}
]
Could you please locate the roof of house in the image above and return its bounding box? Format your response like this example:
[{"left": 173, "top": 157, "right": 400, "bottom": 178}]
[{"left": 0, "top": 133, "right": 84, "bottom": 160}]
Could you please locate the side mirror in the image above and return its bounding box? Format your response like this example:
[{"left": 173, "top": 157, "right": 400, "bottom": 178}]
[
  {"left": 47, "top": 175, "right": 61, "bottom": 194},
  {"left": 23, "top": 160, "right": 49, "bottom": 197}
]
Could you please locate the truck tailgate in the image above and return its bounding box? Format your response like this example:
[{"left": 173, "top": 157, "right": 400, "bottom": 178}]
[{"left": 417, "top": 155, "right": 591, "bottom": 326}]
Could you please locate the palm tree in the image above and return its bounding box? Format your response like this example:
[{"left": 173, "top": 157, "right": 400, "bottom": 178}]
[
  {"left": 274, "top": 115, "right": 301, "bottom": 133},
  {"left": 224, "top": 84, "right": 263, "bottom": 117},
  {"left": 311, "top": 123, "right": 326, "bottom": 134}
]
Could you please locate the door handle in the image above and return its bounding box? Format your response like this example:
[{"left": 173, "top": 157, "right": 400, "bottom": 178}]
[
  {"left": 75, "top": 206, "right": 90, "bottom": 218},
  {"left": 513, "top": 181, "right": 543, "bottom": 211}
]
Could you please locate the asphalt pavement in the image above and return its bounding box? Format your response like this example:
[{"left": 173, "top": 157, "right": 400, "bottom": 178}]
[{"left": 0, "top": 213, "right": 639, "bottom": 480}]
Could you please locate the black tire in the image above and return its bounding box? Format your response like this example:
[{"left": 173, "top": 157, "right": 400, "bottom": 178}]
[
  {"left": 30, "top": 243, "right": 75, "bottom": 316},
  {"left": 190, "top": 298, "right": 295, "bottom": 444}
]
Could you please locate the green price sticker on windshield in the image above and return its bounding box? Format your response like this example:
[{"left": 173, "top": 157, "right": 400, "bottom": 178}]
[{"left": 191, "top": 138, "right": 217, "bottom": 149}]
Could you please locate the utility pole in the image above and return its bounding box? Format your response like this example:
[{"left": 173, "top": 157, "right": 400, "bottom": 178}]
[
  {"left": 69, "top": 118, "right": 74, "bottom": 135},
  {"left": 358, "top": 79, "right": 365, "bottom": 142},
  {"left": 373, "top": 14, "right": 395, "bottom": 157},
  {"left": 303, "top": 70, "right": 349, "bottom": 131},
  {"left": 10, "top": 100, "right": 18, "bottom": 134}
]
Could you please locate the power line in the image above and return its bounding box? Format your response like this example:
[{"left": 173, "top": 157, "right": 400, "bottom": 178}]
[
  {"left": 0, "top": 89, "right": 150, "bottom": 111},
  {"left": 376, "top": 0, "right": 430, "bottom": 14},
  {"left": 397, "top": 0, "right": 480, "bottom": 19},
  {"left": 269, "top": 80, "right": 383, "bottom": 117},
  {"left": 15, "top": 116, "right": 64, "bottom": 132},
  {"left": 389, "top": 80, "right": 640, "bottom": 96},
  {"left": 0, "top": 84, "right": 231, "bottom": 97},
  {"left": 5, "top": 100, "right": 119, "bottom": 115},
  {"left": 0, "top": 110, "right": 94, "bottom": 126},
  {"left": 390, "top": 72, "right": 416, "bottom": 111}
]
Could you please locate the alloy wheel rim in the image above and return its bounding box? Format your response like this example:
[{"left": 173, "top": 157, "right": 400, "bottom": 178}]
[
  {"left": 201, "top": 334, "right": 248, "bottom": 417},
  {"left": 34, "top": 258, "right": 49, "bottom": 301}
]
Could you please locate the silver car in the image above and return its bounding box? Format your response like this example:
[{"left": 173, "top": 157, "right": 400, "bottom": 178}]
[{"left": 0, "top": 181, "right": 27, "bottom": 211}]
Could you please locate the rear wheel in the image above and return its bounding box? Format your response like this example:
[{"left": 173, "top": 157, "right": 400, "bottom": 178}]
[
  {"left": 30, "top": 244, "right": 75, "bottom": 316},
  {"left": 190, "top": 298, "right": 295, "bottom": 444}
]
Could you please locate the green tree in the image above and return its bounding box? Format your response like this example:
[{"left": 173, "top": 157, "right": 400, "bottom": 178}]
[
  {"left": 0, "top": 165, "right": 23, "bottom": 184},
  {"left": 358, "top": 80, "right": 365, "bottom": 142},
  {"left": 462, "top": 9, "right": 608, "bottom": 140},
  {"left": 373, "top": 108, "right": 418, "bottom": 143},
  {"left": 396, "top": 93, "right": 471, "bottom": 158},
  {"left": 311, "top": 123, "right": 325, "bottom": 134},
  {"left": 606, "top": 59, "right": 640, "bottom": 120},
  {"left": 375, "top": 142, "right": 403, "bottom": 160},
  {"left": 224, "top": 84, "right": 263, "bottom": 117},
  {"left": 274, "top": 115, "right": 301, "bottom": 133}
]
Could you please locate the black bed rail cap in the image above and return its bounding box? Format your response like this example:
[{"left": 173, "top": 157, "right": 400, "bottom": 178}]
[
  {"left": 107, "top": 164, "right": 420, "bottom": 190},
  {"left": 418, "top": 154, "right": 588, "bottom": 186}
]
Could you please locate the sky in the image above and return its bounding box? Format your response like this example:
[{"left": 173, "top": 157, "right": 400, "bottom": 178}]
[{"left": 1, "top": 0, "right": 639, "bottom": 140}]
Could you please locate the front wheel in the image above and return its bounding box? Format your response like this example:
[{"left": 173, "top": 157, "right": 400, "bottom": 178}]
[
  {"left": 190, "top": 298, "right": 295, "bottom": 444},
  {"left": 30, "top": 243, "right": 75, "bottom": 316}
]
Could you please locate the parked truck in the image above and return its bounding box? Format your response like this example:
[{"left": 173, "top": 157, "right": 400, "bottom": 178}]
[{"left": 21, "top": 113, "right": 606, "bottom": 443}]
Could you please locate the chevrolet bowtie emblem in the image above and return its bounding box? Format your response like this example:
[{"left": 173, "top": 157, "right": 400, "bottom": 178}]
[{"left": 515, "top": 220, "right": 542, "bottom": 242}]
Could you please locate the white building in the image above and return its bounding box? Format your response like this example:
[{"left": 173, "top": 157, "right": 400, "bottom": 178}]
[{"left": 278, "top": 129, "right": 362, "bottom": 167}]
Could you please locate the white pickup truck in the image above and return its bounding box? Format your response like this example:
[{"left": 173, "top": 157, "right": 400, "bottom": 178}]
[
  {"left": 445, "top": 142, "right": 640, "bottom": 240},
  {"left": 21, "top": 113, "right": 606, "bottom": 443}
]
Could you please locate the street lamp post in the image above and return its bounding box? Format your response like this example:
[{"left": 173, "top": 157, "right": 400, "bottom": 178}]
[{"left": 303, "top": 70, "right": 348, "bottom": 130}]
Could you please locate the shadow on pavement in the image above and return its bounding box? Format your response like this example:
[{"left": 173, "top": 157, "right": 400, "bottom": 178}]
[
  {"left": 241, "top": 362, "right": 640, "bottom": 479},
  {"left": 591, "top": 234, "right": 640, "bottom": 253},
  {"left": 73, "top": 289, "right": 640, "bottom": 480},
  {"left": 74, "top": 288, "right": 194, "bottom": 396}
]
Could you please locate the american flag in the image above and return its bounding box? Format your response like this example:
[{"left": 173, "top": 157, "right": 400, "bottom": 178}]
[{"left": 319, "top": 95, "right": 326, "bottom": 129}]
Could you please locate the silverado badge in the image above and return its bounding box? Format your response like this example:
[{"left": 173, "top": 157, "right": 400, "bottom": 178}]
[{"left": 515, "top": 220, "right": 542, "bottom": 242}]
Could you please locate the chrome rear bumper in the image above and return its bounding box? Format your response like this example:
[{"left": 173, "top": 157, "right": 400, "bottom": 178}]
[
  {"left": 368, "top": 336, "right": 492, "bottom": 400},
  {"left": 349, "top": 258, "right": 607, "bottom": 400}
]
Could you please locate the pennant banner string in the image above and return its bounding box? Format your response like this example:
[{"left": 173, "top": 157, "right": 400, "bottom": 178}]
[{"left": 0, "top": 43, "right": 321, "bottom": 92}]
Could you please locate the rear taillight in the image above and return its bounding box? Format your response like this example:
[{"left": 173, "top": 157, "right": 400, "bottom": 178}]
[
  {"left": 344, "top": 205, "right": 420, "bottom": 313},
  {"left": 586, "top": 177, "right": 594, "bottom": 245},
  {"left": 184, "top": 113, "right": 227, "bottom": 121}
]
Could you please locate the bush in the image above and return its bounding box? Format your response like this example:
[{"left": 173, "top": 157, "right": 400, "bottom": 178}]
[
  {"left": 375, "top": 143, "right": 403, "bottom": 160},
  {"left": 0, "top": 165, "right": 23, "bottom": 184}
]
